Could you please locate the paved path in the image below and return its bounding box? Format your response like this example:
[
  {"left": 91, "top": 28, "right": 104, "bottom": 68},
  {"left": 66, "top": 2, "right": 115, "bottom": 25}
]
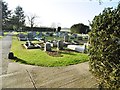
[
  {"left": 0, "top": 34, "right": 98, "bottom": 89},
  {"left": 0, "top": 34, "right": 12, "bottom": 89},
  {"left": 0, "top": 34, "right": 12, "bottom": 75}
]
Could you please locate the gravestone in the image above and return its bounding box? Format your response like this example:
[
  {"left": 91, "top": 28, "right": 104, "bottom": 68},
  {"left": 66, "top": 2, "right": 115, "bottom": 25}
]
[
  {"left": 64, "top": 35, "right": 69, "bottom": 42},
  {"left": 18, "top": 33, "right": 27, "bottom": 41},
  {"left": 19, "top": 33, "right": 25, "bottom": 38},
  {"left": 56, "top": 32, "right": 59, "bottom": 37},
  {"left": 44, "top": 42, "right": 51, "bottom": 51},
  {"left": 67, "top": 45, "right": 85, "bottom": 53},
  {"left": 27, "top": 32, "right": 33, "bottom": 40},
  {"left": 53, "top": 40, "right": 57, "bottom": 47},
  {"left": 57, "top": 40, "right": 63, "bottom": 50},
  {"left": 43, "top": 37, "right": 46, "bottom": 43},
  {"left": 33, "top": 31, "right": 37, "bottom": 37},
  {"left": 64, "top": 32, "right": 68, "bottom": 36},
  {"left": 35, "top": 32, "right": 43, "bottom": 40},
  {"left": 38, "top": 32, "right": 42, "bottom": 37},
  {"left": 84, "top": 44, "right": 87, "bottom": 53},
  {"left": 59, "top": 32, "right": 63, "bottom": 37}
]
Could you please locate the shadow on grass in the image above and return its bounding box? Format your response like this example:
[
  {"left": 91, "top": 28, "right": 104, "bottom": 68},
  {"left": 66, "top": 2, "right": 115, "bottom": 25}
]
[
  {"left": 13, "top": 57, "right": 28, "bottom": 64},
  {"left": 60, "top": 51, "right": 76, "bottom": 55},
  {"left": 59, "top": 49, "right": 76, "bottom": 55}
]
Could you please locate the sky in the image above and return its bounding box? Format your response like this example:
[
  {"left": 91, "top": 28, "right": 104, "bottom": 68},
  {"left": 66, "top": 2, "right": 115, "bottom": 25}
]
[{"left": 3, "top": 0, "right": 120, "bottom": 28}]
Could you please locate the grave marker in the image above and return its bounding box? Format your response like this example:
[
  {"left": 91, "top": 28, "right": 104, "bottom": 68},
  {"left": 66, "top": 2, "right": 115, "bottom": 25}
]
[
  {"left": 18, "top": 33, "right": 27, "bottom": 41},
  {"left": 57, "top": 40, "right": 63, "bottom": 50},
  {"left": 53, "top": 40, "right": 57, "bottom": 47},
  {"left": 64, "top": 35, "right": 69, "bottom": 42},
  {"left": 44, "top": 42, "right": 51, "bottom": 51},
  {"left": 27, "top": 32, "right": 34, "bottom": 40}
]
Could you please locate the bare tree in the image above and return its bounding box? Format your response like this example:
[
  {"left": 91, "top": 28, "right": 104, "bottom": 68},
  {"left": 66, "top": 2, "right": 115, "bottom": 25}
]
[{"left": 27, "top": 14, "right": 38, "bottom": 31}]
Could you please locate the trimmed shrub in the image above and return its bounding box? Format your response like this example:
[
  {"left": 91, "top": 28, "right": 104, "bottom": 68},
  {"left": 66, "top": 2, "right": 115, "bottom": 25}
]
[{"left": 89, "top": 3, "right": 120, "bottom": 89}]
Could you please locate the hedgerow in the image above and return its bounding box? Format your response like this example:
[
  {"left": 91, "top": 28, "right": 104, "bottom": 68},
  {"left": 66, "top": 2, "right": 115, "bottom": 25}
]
[{"left": 89, "top": 3, "right": 120, "bottom": 89}]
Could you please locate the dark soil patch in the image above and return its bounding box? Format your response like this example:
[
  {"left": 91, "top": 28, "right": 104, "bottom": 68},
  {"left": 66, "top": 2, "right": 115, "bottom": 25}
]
[
  {"left": 46, "top": 51, "right": 63, "bottom": 57},
  {"left": 46, "top": 49, "right": 76, "bottom": 57}
]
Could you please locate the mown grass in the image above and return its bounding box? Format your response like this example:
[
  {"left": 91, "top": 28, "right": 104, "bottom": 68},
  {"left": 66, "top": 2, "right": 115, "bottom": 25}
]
[{"left": 11, "top": 36, "right": 89, "bottom": 67}]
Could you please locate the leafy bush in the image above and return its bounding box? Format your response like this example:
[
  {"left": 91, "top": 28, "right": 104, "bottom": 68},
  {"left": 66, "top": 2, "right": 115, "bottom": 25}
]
[{"left": 89, "top": 3, "right": 120, "bottom": 89}]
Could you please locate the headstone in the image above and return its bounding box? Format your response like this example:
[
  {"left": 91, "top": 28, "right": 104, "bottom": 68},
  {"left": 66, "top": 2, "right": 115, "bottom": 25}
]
[
  {"left": 44, "top": 42, "right": 51, "bottom": 51},
  {"left": 53, "top": 41, "right": 57, "bottom": 47},
  {"left": 38, "top": 32, "right": 42, "bottom": 37},
  {"left": 27, "top": 32, "right": 33, "bottom": 40},
  {"left": 64, "top": 32, "right": 68, "bottom": 36},
  {"left": 18, "top": 33, "right": 27, "bottom": 41},
  {"left": 67, "top": 45, "right": 85, "bottom": 52},
  {"left": 43, "top": 37, "right": 46, "bottom": 43},
  {"left": 19, "top": 33, "right": 25, "bottom": 38},
  {"left": 34, "top": 32, "right": 42, "bottom": 40},
  {"left": 33, "top": 31, "right": 37, "bottom": 37},
  {"left": 57, "top": 40, "right": 63, "bottom": 50},
  {"left": 64, "top": 35, "right": 69, "bottom": 42},
  {"left": 56, "top": 32, "right": 59, "bottom": 37},
  {"left": 59, "top": 32, "right": 63, "bottom": 37},
  {"left": 84, "top": 44, "right": 87, "bottom": 53}
]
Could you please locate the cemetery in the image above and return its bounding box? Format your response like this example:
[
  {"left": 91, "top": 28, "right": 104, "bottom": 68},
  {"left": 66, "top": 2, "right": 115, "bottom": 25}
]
[
  {"left": 10, "top": 31, "right": 89, "bottom": 67},
  {"left": 2, "top": 1, "right": 119, "bottom": 88}
]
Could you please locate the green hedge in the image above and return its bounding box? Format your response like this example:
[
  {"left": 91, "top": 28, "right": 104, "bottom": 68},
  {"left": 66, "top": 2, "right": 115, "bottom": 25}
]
[{"left": 89, "top": 3, "right": 120, "bottom": 89}]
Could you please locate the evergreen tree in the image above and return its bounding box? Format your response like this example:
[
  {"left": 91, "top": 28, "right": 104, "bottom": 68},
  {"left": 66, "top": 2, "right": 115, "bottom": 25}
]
[
  {"left": 12, "top": 6, "right": 25, "bottom": 31},
  {"left": 2, "top": 1, "right": 11, "bottom": 30}
]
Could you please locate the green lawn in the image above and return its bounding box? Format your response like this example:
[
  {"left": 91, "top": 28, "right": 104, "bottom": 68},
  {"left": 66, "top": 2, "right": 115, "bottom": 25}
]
[{"left": 11, "top": 36, "right": 89, "bottom": 67}]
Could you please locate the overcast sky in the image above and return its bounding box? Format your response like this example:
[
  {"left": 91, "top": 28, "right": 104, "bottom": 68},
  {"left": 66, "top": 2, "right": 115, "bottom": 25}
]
[{"left": 4, "top": 0, "right": 119, "bottom": 28}]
